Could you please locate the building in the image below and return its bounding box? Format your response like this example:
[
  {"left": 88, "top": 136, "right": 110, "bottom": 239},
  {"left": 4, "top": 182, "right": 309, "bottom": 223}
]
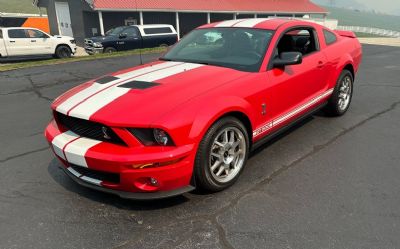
[
  {"left": 0, "top": 13, "right": 50, "bottom": 33},
  {"left": 33, "top": 0, "right": 327, "bottom": 44}
]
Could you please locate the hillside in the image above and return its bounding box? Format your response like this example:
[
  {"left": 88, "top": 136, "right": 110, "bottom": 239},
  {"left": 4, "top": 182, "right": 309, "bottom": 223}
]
[
  {"left": 0, "top": 0, "right": 42, "bottom": 14},
  {"left": 325, "top": 7, "right": 400, "bottom": 31}
]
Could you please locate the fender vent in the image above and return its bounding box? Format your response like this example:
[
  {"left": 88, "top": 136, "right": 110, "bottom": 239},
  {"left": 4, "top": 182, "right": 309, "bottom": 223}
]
[
  {"left": 118, "top": 81, "right": 161, "bottom": 89},
  {"left": 96, "top": 76, "right": 119, "bottom": 84}
]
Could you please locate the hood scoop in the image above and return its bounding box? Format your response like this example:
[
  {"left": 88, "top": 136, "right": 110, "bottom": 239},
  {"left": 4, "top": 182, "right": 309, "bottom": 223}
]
[
  {"left": 118, "top": 81, "right": 161, "bottom": 90},
  {"left": 96, "top": 76, "right": 120, "bottom": 84}
]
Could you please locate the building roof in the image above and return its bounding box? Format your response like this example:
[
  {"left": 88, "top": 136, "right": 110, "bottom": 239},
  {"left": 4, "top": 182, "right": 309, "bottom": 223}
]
[{"left": 92, "top": 0, "right": 327, "bottom": 14}]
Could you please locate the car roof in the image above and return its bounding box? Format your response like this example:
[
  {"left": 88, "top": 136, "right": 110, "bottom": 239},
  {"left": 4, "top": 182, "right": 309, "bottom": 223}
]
[{"left": 199, "top": 18, "right": 317, "bottom": 31}]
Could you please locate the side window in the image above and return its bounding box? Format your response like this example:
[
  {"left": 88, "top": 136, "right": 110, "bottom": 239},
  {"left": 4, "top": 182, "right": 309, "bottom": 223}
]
[
  {"left": 26, "top": 29, "right": 49, "bottom": 39},
  {"left": 124, "top": 27, "right": 139, "bottom": 37},
  {"left": 8, "top": 29, "right": 28, "bottom": 39},
  {"left": 275, "top": 28, "right": 319, "bottom": 57},
  {"left": 323, "top": 29, "right": 337, "bottom": 45},
  {"left": 143, "top": 27, "right": 173, "bottom": 35},
  {"left": 0, "top": 30, "right": 3, "bottom": 39}
]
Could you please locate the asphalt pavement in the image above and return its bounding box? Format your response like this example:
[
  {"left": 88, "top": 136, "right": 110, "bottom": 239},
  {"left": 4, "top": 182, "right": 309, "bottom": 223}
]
[{"left": 1, "top": 45, "right": 400, "bottom": 249}]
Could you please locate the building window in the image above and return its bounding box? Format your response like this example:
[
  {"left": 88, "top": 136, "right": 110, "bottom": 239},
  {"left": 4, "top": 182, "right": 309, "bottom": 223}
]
[{"left": 323, "top": 29, "right": 337, "bottom": 45}]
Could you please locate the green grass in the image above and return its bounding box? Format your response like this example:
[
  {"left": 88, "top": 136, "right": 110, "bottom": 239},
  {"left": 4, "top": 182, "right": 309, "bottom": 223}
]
[
  {"left": 325, "top": 7, "right": 400, "bottom": 32},
  {"left": 0, "top": 47, "right": 166, "bottom": 72},
  {"left": 0, "top": 0, "right": 44, "bottom": 14}
]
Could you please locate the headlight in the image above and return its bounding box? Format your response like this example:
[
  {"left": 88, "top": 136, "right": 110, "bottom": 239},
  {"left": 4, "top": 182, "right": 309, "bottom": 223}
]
[
  {"left": 93, "top": 42, "right": 103, "bottom": 48},
  {"left": 128, "top": 128, "right": 175, "bottom": 146}
]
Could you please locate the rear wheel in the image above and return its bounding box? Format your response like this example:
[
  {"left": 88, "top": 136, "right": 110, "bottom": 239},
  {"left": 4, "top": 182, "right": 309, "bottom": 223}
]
[
  {"left": 324, "top": 69, "right": 354, "bottom": 116},
  {"left": 104, "top": 47, "right": 117, "bottom": 53},
  {"left": 194, "top": 117, "right": 249, "bottom": 192},
  {"left": 55, "top": 45, "right": 72, "bottom": 59}
]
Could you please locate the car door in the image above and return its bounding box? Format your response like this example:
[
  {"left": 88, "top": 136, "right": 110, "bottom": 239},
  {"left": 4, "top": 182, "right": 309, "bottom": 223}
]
[
  {"left": 119, "top": 27, "right": 141, "bottom": 51},
  {"left": 25, "top": 29, "right": 53, "bottom": 55},
  {"left": 6, "top": 29, "right": 33, "bottom": 56},
  {"left": 266, "top": 27, "right": 330, "bottom": 129}
]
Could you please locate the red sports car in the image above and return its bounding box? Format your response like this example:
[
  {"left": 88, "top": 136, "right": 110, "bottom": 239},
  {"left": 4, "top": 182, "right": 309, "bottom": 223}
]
[{"left": 45, "top": 18, "right": 362, "bottom": 199}]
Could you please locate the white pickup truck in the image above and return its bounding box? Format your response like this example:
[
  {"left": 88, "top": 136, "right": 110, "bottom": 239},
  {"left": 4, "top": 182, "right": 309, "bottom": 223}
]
[{"left": 0, "top": 27, "right": 77, "bottom": 59}]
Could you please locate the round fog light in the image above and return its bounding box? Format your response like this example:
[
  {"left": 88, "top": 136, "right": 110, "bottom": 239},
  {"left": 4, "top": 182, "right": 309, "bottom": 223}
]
[{"left": 150, "top": 177, "right": 158, "bottom": 186}]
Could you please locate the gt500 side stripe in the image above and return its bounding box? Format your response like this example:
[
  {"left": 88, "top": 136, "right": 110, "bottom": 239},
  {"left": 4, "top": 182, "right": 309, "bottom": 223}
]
[{"left": 253, "top": 89, "right": 334, "bottom": 138}]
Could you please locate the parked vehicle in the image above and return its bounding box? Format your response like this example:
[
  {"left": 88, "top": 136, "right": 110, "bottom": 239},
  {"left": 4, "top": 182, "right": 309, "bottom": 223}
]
[
  {"left": 0, "top": 27, "right": 76, "bottom": 58},
  {"left": 45, "top": 19, "right": 362, "bottom": 200},
  {"left": 84, "top": 24, "right": 178, "bottom": 54}
]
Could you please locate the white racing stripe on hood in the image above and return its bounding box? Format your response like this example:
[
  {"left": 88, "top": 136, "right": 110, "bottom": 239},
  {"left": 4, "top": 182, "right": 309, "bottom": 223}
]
[
  {"left": 68, "top": 63, "right": 204, "bottom": 120},
  {"left": 56, "top": 61, "right": 182, "bottom": 115}
]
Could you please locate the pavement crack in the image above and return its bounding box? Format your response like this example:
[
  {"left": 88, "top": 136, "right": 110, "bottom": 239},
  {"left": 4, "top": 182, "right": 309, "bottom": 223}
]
[
  {"left": 0, "top": 147, "right": 49, "bottom": 163},
  {"left": 26, "top": 76, "right": 53, "bottom": 101},
  {"left": 211, "top": 216, "right": 235, "bottom": 249}
]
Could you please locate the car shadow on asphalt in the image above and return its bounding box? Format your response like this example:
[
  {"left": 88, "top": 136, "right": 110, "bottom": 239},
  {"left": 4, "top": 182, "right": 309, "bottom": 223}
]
[{"left": 47, "top": 110, "right": 330, "bottom": 209}]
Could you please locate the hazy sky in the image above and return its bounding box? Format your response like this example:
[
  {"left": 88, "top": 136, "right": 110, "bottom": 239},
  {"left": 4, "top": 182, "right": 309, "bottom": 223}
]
[{"left": 361, "top": 0, "right": 399, "bottom": 13}]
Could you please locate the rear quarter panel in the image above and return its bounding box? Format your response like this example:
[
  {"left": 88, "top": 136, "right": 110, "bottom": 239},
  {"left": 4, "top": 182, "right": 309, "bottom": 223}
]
[{"left": 319, "top": 27, "right": 362, "bottom": 87}]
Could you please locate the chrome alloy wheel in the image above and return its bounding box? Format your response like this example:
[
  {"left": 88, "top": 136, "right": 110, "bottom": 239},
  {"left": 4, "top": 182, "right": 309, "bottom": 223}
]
[
  {"left": 209, "top": 127, "right": 246, "bottom": 183},
  {"left": 338, "top": 75, "right": 352, "bottom": 112}
]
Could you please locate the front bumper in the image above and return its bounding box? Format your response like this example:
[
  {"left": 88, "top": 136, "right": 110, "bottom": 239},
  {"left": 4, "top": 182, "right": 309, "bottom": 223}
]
[
  {"left": 85, "top": 46, "right": 103, "bottom": 55},
  {"left": 45, "top": 120, "right": 196, "bottom": 199}
]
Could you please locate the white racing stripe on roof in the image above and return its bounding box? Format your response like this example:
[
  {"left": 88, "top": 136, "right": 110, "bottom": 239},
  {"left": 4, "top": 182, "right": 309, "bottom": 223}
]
[
  {"left": 64, "top": 137, "right": 102, "bottom": 167},
  {"left": 233, "top": 18, "right": 270, "bottom": 28},
  {"left": 56, "top": 61, "right": 181, "bottom": 115},
  {"left": 68, "top": 63, "right": 204, "bottom": 120},
  {"left": 215, "top": 19, "right": 243, "bottom": 27},
  {"left": 51, "top": 131, "right": 80, "bottom": 160}
]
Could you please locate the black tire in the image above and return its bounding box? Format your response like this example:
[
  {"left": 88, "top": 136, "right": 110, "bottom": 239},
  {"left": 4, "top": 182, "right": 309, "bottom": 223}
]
[
  {"left": 104, "top": 47, "right": 117, "bottom": 53},
  {"left": 324, "top": 69, "right": 354, "bottom": 116},
  {"left": 194, "top": 117, "right": 250, "bottom": 192},
  {"left": 55, "top": 45, "right": 72, "bottom": 59},
  {"left": 159, "top": 43, "right": 169, "bottom": 48}
]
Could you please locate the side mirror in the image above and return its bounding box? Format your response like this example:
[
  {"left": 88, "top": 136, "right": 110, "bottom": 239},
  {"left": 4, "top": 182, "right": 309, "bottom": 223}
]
[
  {"left": 119, "top": 33, "right": 127, "bottom": 39},
  {"left": 272, "top": 52, "right": 302, "bottom": 68}
]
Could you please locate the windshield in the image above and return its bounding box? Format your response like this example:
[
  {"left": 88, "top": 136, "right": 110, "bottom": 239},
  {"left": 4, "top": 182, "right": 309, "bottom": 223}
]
[
  {"left": 161, "top": 28, "right": 274, "bottom": 72},
  {"left": 106, "top": 27, "right": 125, "bottom": 36}
]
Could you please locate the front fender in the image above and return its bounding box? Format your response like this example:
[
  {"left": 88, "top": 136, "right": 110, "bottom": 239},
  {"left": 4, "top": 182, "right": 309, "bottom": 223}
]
[{"left": 154, "top": 95, "right": 256, "bottom": 146}]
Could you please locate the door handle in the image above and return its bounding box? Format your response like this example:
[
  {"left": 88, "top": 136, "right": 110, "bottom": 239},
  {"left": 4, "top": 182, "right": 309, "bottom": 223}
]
[
  {"left": 31, "top": 40, "right": 37, "bottom": 42},
  {"left": 10, "top": 40, "right": 16, "bottom": 43}
]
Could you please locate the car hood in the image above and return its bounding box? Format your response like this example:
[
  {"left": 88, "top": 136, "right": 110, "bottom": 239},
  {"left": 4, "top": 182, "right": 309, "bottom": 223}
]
[
  {"left": 87, "top": 35, "right": 116, "bottom": 43},
  {"left": 52, "top": 61, "right": 249, "bottom": 126}
]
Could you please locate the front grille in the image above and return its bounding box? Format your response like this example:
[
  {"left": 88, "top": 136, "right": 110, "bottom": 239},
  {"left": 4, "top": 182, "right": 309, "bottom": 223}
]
[
  {"left": 70, "top": 164, "right": 120, "bottom": 184},
  {"left": 55, "top": 112, "right": 127, "bottom": 146}
]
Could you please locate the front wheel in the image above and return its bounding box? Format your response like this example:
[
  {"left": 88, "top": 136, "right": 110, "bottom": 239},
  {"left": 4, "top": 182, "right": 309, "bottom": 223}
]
[
  {"left": 55, "top": 45, "right": 72, "bottom": 59},
  {"left": 194, "top": 117, "right": 249, "bottom": 192},
  {"left": 324, "top": 69, "right": 354, "bottom": 116},
  {"left": 104, "top": 47, "right": 117, "bottom": 53}
]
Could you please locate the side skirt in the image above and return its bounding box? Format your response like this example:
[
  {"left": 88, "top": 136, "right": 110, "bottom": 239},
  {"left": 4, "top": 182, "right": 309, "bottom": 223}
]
[{"left": 251, "top": 102, "right": 327, "bottom": 151}]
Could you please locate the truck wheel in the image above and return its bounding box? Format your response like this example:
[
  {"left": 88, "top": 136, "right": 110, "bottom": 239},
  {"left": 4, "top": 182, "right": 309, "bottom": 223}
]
[
  {"left": 104, "top": 47, "right": 117, "bottom": 53},
  {"left": 324, "top": 69, "right": 354, "bottom": 116},
  {"left": 194, "top": 117, "right": 249, "bottom": 192},
  {"left": 55, "top": 45, "right": 72, "bottom": 59},
  {"left": 159, "top": 43, "right": 169, "bottom": 48}
]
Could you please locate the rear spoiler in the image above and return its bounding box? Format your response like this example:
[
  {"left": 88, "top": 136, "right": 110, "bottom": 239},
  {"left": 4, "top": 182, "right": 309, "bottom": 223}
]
[{"left": 335, "top": 30, "right": 357, "bottom": 38}]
